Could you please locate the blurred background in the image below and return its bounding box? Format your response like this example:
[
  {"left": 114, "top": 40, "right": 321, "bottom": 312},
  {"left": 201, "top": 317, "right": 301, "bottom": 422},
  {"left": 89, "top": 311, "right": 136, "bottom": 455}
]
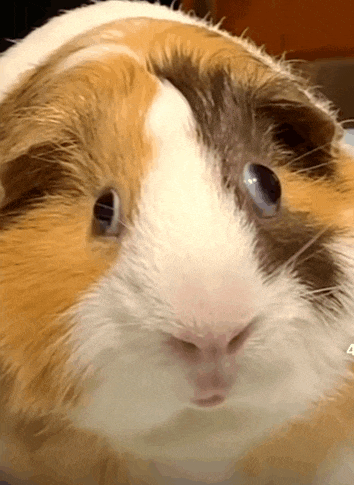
[{"left": 1, "top": 0, "right": 354, "bottom": 131}]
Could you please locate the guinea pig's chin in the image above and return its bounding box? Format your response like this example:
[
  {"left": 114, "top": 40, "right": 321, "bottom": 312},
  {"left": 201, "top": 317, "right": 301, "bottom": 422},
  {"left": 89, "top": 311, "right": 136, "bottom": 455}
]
[
  {"left": 69, "top": 350, "right": 320, "bottom": 466},
  {"left": 68, "top": 300, "right": 350, "bottom": 458},
  {"left": 69, "top": 336, "right": 325, "bottom": 453}
]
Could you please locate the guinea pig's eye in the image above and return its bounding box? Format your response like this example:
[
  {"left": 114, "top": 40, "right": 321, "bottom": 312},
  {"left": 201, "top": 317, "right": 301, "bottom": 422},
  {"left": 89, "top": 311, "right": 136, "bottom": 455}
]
[
  {"left": 243, "top": 164, "right": 281, "bottom": 217},
  {"left": 93, "top": 189, "right": 124, "bottom": 237}
]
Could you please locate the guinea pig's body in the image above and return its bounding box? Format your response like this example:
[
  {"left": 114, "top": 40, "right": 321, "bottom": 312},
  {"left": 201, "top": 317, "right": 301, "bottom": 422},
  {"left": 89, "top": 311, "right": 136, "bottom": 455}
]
[{"left": 1, "top": 1, "right": 354, "bottom": 484}]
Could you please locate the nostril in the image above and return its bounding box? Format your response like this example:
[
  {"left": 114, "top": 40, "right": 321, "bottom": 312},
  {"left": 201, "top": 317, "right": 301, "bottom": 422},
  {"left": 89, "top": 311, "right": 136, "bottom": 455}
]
[
  {"left": 168, "top": 323, "right": 253, "bottom": 358},
  {"left": 227, "top": 325, "right": 252, "bottom": 354},
  {"left": 228, "top": 332, "right": 244, "bottom": 352},
  {"left": 181, "top": 340, "right": 199, "bottom": 352},
  {"left": 169, "top": 336, "right": 200, "bottom": 356}
]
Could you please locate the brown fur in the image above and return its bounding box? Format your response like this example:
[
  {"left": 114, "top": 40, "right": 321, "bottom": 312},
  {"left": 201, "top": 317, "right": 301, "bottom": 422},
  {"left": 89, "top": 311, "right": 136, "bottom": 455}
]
[{"left": 0, "top": 53, "right": 158, "bottom": 417}]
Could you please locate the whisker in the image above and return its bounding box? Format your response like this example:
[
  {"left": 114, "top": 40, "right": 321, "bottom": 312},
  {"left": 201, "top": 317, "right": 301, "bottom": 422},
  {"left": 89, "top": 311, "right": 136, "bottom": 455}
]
[
  {"left": 95, "top": 202, "right": 130, "bottom": 230},
  {"left": 305, "top": 286, "right": 341, "bottom": 296},
  {"left": 340, "top": 119, "right": 354, "bottom": 130},
  {"left": 294, "top": 161, "right": 333, "bottom": 175},
  {"left": 282, "top": 226, "right": 328, "bottom": 273},
  {"left": 285, "top": 141, "right": 333, "bottom": 168}
]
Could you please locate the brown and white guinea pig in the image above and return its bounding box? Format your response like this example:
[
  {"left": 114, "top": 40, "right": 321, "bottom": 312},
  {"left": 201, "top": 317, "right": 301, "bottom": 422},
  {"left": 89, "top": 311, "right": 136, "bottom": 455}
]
[{"left": 2, "top": 1, "right": 354, "bottom": 484}]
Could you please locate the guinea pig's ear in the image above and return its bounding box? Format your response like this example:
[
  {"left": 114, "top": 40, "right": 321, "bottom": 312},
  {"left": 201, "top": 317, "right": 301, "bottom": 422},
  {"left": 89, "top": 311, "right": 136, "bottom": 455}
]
[{"left": 258, "top": 94, "right": 343, "bottom": 176}]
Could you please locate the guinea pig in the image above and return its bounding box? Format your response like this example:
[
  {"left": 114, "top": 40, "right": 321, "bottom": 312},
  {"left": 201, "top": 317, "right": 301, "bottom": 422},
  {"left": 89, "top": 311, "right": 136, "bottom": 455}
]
[{"left": 1, "top": 1, "right": 354, "bottom": 484}]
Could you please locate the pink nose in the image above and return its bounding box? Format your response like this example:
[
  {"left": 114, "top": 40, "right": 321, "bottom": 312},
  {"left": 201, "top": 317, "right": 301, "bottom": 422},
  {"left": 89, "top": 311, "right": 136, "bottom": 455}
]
[
  {"left": 167, "top": 325, "right": 252, "bottom": 408},
  {"left": 168, "top": 324, "right": 251, "bottom": 360}
]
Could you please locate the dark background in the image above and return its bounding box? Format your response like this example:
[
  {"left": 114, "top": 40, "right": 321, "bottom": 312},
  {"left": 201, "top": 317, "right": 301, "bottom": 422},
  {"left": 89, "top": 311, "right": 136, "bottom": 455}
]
[{"left": 0, "top": 0, "right": 179, "bottom": 53}]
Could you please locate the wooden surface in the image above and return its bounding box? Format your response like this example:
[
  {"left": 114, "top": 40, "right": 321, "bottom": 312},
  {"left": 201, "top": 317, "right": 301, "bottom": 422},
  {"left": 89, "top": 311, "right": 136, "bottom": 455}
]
[{"left": 182, "top": 0, "right": 354, "bottom": 60}]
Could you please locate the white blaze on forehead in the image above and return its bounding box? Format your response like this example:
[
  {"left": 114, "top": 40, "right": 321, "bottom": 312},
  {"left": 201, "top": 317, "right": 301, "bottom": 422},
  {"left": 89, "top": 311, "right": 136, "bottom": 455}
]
[
  {"left": 140, "top": 80, "right": 264, "bottom": 331},
  {"left": 55, "top": 43, "right": 142, "bottom": 73}
]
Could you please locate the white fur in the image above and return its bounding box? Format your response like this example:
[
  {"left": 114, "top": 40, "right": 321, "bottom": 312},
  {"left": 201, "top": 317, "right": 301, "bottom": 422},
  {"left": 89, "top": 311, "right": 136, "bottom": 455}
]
[
  {"left": 0, "top": 0, "right": 333, "bottom": 118},
  {"left": 55, "top": 43, "right": 141, "bottom": 73},
  {"left": 0, "top": 0, "right": 205, "bottom": 102}
]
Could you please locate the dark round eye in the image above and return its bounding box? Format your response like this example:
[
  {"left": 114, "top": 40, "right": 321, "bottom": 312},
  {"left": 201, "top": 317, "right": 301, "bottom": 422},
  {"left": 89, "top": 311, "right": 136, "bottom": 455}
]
[
  {"left": 93, "top": 189, "right": 123, "bottom": 237},
  {"left": 243, "top": 164, "right": 281, "bottom": 217}
]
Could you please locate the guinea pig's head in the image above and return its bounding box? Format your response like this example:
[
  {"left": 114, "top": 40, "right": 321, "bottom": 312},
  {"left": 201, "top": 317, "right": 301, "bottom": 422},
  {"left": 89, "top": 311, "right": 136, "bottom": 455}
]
[{"left": 1, "top": 1, "right": 354, "bottom": 462}]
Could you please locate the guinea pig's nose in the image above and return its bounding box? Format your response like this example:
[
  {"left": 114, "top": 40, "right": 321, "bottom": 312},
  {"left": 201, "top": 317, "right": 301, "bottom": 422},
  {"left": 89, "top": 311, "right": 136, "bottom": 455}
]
[
  {"left": 169, "top": 324, "right": 251, "bottom": 360},
  {"left": 167, "top": 326, "right": 253, "bottom": 409}
]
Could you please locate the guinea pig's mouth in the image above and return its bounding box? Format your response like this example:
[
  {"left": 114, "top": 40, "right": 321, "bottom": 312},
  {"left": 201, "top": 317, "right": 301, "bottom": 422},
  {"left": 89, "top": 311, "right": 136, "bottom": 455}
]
[{"left": 191, "top": 394, "right": 226, "bottom": 409}]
